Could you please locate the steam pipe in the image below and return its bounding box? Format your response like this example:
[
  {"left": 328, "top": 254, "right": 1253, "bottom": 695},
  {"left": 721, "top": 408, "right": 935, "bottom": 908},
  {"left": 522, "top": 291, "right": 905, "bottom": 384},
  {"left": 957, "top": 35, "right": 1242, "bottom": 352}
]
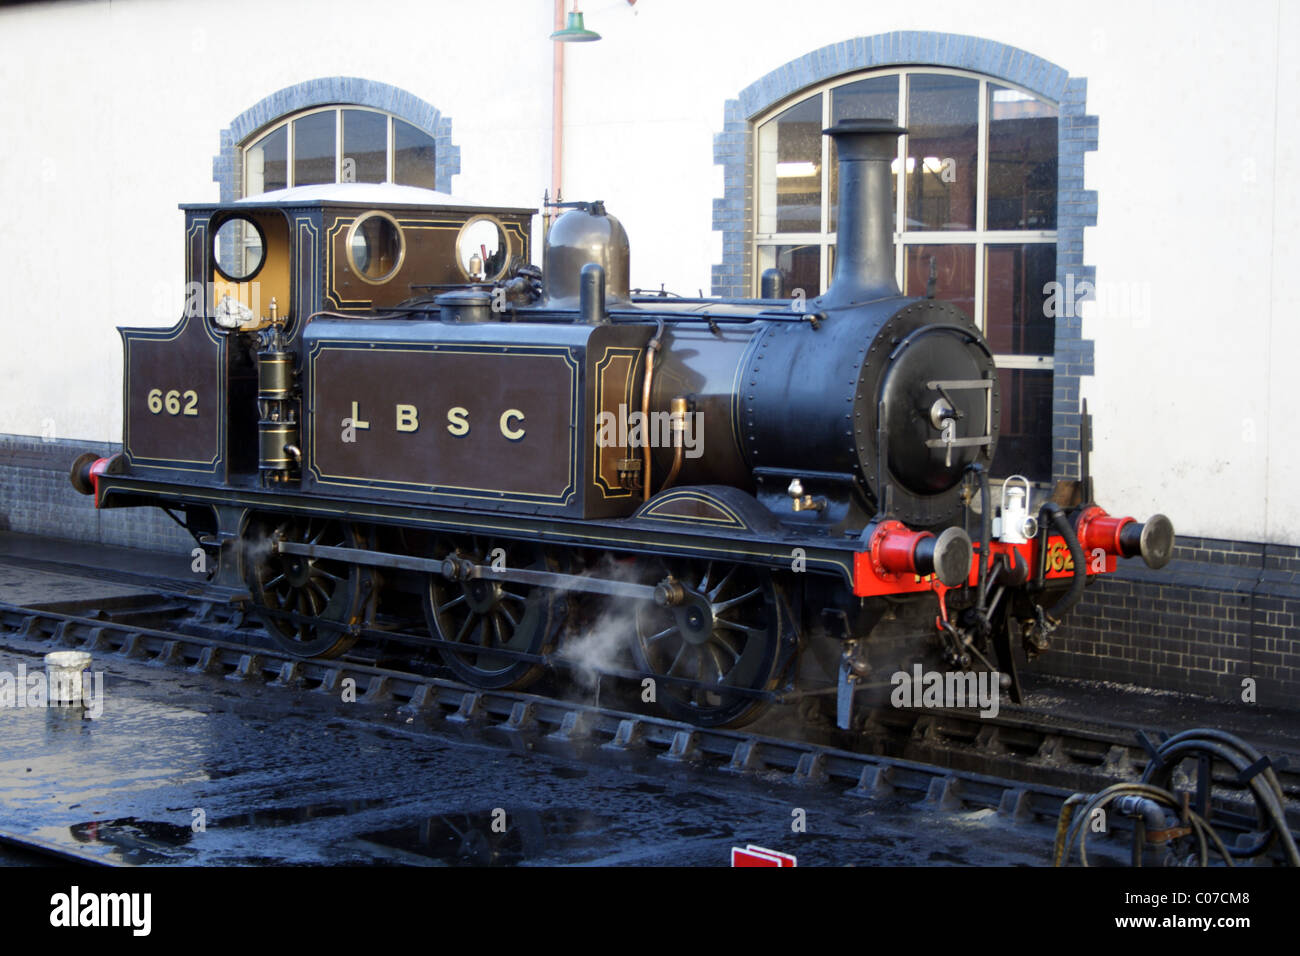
[
  {"left": 659, "top": 396, "right": 689, "bottom": 492},
  {"left": 641, "top": 317, "right": 665, "bottom": 501}
]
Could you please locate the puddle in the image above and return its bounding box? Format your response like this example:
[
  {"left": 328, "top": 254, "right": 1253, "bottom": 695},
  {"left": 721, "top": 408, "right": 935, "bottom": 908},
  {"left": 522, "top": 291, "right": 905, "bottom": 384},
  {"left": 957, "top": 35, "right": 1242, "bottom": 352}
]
[
  {"left": 356, "top": 807, "right": 623, "bottom": 866},
  {"left": 41, "top": 817, "right": 198, "bottom": 864},
  {"left": 215, "top": 798, "right": 385, "bottom": 828},
  {"left": 550, "top": 765, "right": 587, "bottom": 780}
]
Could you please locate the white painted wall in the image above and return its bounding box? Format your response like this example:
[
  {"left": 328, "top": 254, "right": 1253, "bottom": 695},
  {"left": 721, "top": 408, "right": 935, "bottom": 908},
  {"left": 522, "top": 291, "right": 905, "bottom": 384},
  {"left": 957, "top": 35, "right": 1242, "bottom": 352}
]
[
  {"left": 1, "top": 0, "right": 1296, "bottom": 544},
  {"left": 0, "top": 0, "right": 555, "bottom": 440}
]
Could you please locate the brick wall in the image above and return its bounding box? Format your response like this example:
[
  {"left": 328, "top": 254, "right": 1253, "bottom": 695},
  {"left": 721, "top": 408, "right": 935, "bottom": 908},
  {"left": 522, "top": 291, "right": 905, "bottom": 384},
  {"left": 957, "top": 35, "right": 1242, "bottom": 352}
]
[
  {"left": 1049, "top": 535, "right": 1300, "bottom": 704},
  {"left": 213, "top": 77, "right": 460, "bottom": 202},
  {"left": 0, "top": 435, "right": 192, "bottom": 554}
]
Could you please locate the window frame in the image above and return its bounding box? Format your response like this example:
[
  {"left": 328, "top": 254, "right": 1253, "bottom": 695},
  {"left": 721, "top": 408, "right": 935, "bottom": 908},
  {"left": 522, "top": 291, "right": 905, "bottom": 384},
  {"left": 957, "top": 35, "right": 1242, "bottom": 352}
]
[
  {"left": 241, "top": 105, "right": 433, "bottom": 196},
  {"left": 751, "top": 66, "right": 1057, "bottom": 376}
]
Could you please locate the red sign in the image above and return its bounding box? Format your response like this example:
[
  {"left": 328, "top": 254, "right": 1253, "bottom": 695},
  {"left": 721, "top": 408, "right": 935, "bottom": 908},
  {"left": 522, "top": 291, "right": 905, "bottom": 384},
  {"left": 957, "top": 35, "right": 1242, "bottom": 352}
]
[{"left": 731, "top": 845, "right": 796, "bottom": 867}]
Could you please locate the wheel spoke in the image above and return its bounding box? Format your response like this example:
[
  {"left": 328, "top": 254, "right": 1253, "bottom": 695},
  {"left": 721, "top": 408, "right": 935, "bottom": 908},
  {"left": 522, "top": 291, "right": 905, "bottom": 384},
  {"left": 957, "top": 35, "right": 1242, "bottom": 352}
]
[
  {"left": 455, "top": 613, "right": 477, "bottom": 644},
  {"left": 712, "top": 630, "right": 742, "bottom": 659},
  {"left": 645, "top": 625, "right": 677, "bottom": 644},
  {"left": 437, "top": 594, "right": 467, "bottom": 614},
  {"left": 713, "top": 587, "right": 761, "bottom": 615},
  {"left": 714, "top": 619, "right": 765, "bottom": 639},
  {"left": 707, "top": 646, "right": 728, "bottom": 683},
  {"left": 697, "top": 562, "right": 713, "bottom": 593},
  {"left": 499, "top": 604, "right": 519, "bottom": 629},
  {"left": 708, "top": 565, "right": 738, "bottom": 600},
  {"left": 264, "top": 572, "right": 286, "bottom": 591},
  {"left": 687, "top": 646, "right": 703, "bottom": 680}
]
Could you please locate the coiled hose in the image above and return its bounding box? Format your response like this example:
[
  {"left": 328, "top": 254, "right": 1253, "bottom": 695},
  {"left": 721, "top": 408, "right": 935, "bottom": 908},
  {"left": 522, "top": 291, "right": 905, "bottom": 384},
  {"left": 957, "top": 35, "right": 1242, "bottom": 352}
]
[
  {"left": 1141, "top": 728, "right": 1300, "bottom": 865},
  {"left": 1055, "top": 782, "right": 1234, "bottom": 867},
  {"left": 1056, "top": 728, "right": 1299, "bottom": 866}
]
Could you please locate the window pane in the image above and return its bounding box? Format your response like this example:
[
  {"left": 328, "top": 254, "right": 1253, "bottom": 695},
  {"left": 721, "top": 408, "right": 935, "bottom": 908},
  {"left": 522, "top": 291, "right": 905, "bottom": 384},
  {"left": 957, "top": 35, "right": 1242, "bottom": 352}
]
[
  {"left": 293, "top": 111, "right": 336, "bottom": 186},
  {"left": 829, "top": 75, "right": 899, "bottom": 233},
  {"left": 394, "top": 119, "right": 438, "bottom": 190},
  {"left": 756, "top": 94, "right": 822, "bottom": 234},
  {"left": 905, "top": 74, "right": 978, "bottom": 231},
  {"left": 350, "top": 214, "right": 403, "bottom": 281},
  {"left": 757, "top": 244, "right": 820, "bottom": 299},
  {"left": 985, "top": 244, "right": 1056, "bottom": 355},
  {"left": 343, "top": 109, "right": 387, "bottom": 184},
  {"left": 246, "top": 126, "right": 287, "bottom": 194},
  {"left": 987, "top": 85, "right": 1057, "bottom": 230},
  {"left": 213, "top": 218, "right": 264, "bottom": 281},
  {"left": 903, "top": 244, "right": 975, "bottom": 318},
  {"left": 992, "top": 367, "right": 1052, "bottom": 480}
]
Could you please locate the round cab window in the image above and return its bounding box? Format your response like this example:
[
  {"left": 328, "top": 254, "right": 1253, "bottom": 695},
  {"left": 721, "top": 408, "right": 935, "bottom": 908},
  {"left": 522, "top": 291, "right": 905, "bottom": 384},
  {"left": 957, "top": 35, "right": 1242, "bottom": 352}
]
[
  {"left": 347, "top": 212, "right": 404, "bottom": 284},
  {"left": 457, "top": 216, "right": 509, "bottom": 281},
  {"left": 212, "top": 217, "right": 266, "bottom": 281}
]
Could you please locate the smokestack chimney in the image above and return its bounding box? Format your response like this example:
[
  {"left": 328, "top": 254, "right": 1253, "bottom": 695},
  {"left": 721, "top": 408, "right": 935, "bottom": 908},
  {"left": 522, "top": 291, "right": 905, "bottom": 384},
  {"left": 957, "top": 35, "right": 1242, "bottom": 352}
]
[{"left": 817, "top": 119, "right": 906, "bottom": 309}]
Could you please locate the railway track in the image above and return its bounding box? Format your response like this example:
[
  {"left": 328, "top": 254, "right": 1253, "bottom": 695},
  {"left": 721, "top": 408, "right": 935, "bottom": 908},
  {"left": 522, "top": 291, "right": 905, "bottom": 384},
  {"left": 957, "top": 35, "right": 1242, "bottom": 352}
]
[{"left": 2, "top": 589, "right": 1298, "bottom": 865}]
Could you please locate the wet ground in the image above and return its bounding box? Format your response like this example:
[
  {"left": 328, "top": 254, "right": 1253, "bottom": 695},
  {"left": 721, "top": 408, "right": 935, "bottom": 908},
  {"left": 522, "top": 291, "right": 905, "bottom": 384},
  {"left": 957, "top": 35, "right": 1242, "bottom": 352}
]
[
  {"left": 0, "top": 530, "right": 1293, "bottom": 867},
  {"left": 0, "top": 638, "right": 1061, "bottom": 866}
]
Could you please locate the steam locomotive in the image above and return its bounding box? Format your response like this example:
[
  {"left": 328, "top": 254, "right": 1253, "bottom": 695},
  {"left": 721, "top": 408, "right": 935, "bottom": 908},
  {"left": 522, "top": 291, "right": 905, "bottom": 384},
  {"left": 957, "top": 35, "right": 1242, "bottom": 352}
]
[{"left": 71, "top": 120, "right": 1173, "bottom": 729}]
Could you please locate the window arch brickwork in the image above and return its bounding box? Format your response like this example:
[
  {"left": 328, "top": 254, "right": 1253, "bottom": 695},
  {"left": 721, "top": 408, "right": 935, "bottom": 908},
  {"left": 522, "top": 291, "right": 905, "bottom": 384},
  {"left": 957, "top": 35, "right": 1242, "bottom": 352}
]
[
  {"left": 712, "top": 32, "right": 1097, "bottom": 482},
  {"left": 212, "top": 76, "right": 460, "bottom": 202}
]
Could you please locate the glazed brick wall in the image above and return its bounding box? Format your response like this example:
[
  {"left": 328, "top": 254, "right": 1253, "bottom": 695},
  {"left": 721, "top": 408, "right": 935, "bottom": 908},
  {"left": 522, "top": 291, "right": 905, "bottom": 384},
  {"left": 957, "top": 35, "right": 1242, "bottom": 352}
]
[
  {"left": 1048, "top": 535, "right": 1300, "bottom": 705},
  {"left": 0, "top": 435, "right": 192, "bottom": 554},
  {"left": 213, "top": 76, "right": 459, "bottom": 202}
]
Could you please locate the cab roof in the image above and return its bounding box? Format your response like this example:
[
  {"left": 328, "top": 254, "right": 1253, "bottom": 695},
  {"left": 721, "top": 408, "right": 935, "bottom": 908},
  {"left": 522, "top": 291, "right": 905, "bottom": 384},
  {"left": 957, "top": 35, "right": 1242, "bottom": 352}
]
[{"left": 181, "top": 182, "right": 535, "bottom": 215}]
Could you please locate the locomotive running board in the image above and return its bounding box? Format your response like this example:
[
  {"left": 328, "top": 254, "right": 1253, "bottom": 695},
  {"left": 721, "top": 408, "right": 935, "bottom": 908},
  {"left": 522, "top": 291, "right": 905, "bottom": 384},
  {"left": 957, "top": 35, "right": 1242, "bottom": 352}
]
[{"left": 275, "top": 541, "right": 663, "bottom": 602}]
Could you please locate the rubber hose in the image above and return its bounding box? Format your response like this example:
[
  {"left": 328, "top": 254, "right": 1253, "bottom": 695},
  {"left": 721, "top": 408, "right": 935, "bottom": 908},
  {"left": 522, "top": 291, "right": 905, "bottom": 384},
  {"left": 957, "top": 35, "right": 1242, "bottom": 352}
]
[
  {"left": 1041, "top": 501, "right": 1087, "bottom": 623},
  {"left": 1142, "top": 730, "right": 1300, "bottom": 865},
  {"left": 967, "top": 463, "right": 991, "bottom": 609}
]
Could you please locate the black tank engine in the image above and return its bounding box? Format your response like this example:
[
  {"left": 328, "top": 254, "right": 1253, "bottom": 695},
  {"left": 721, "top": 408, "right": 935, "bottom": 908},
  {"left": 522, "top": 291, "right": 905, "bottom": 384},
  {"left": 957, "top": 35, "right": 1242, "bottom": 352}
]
[{"left": 72, "top": 121, "right": 1174, "bottom": 729}]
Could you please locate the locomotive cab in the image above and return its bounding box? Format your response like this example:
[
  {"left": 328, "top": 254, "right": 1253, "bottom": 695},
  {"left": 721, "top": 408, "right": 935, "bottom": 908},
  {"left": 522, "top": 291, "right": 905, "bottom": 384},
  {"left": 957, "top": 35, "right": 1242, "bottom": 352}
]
[{"left": 114, "top": 184, "right": 534, "bottom": 487}]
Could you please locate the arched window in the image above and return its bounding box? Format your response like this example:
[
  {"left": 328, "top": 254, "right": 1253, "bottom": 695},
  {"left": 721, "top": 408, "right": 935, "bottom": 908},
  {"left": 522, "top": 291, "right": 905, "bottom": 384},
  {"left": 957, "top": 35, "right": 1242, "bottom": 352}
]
[
  {"left": 753, "top": 68, "right": 1058, "bottom": 480},
  {"left": 242, "top": 106, "right": 438, "bottom": 196}
]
